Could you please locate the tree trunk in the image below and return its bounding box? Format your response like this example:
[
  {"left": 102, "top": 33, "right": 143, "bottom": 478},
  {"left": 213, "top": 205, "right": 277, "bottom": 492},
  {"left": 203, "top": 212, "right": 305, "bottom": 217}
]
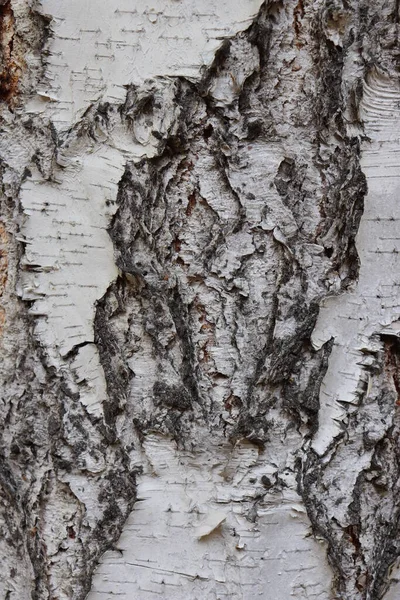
[{"left": 1, "top": 1, "right": 400, "bottom": 599}]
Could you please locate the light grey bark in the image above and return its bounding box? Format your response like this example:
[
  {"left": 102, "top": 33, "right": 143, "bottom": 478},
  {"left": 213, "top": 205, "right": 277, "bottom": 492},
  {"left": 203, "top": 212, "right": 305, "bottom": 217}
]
[{"left": 1, "top": 1, "right": 400, "bottom": 599}]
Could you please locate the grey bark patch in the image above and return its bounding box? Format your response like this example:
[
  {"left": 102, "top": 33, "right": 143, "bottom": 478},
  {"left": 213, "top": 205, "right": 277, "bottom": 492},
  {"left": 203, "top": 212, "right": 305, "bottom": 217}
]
[
  {"left": 5, "top": 0, "right": 400, "bottom": 599},
  {"left": 153, "top": 381, "right": 192, "bottom": 411}
]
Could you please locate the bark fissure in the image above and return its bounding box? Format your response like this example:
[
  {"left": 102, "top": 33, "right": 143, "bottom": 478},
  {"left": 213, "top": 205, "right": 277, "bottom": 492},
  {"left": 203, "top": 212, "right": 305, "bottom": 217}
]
[{"left": 2, "top": 1, "right": 400, "bottom": 599}]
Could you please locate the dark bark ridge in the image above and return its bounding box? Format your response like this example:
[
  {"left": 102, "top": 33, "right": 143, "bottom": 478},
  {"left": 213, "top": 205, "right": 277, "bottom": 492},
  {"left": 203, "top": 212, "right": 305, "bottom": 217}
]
[{"left": 96, "top": 2, "right": 398, "bottom": 599}]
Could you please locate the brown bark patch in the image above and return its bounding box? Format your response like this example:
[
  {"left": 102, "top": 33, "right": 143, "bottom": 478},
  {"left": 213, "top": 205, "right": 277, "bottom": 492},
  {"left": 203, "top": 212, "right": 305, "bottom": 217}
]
[
  {"left": 0, "top": 0, "right": 23, "bottom": 107},
  {"left": 293, "top": 0, "right": 305, "bottom": 47},
  {"left": 186, "top": 191, "right": 196, "bottom": 216}
]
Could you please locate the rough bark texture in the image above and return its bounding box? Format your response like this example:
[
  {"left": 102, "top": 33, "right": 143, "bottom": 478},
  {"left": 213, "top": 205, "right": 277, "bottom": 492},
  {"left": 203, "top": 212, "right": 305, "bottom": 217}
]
[{"left": 1, "top": 1, "right": 400, "bottom": 599}]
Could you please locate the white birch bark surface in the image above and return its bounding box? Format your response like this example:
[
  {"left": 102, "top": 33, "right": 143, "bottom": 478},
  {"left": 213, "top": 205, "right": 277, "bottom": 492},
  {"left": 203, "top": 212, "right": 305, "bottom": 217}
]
[{"left": 1, "top": 1, "right": 400, "bottom": 599}]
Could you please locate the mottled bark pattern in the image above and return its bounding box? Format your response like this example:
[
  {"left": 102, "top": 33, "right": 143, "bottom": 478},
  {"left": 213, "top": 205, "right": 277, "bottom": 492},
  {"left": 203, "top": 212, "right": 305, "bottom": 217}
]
[{"left": 1, "top": 1, "right": 400, "bottom": 599}]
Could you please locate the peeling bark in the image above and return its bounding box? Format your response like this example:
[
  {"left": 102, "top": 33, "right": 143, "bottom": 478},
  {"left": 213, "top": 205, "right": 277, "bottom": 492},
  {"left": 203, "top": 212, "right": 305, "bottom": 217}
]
[{"left": 2, "top": 1, "right": 400, "bottom": 599}]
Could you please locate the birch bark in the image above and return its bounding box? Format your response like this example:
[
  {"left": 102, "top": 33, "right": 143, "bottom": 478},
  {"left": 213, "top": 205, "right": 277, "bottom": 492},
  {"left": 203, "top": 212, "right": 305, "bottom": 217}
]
[{"left": 1, "top": 1, "right": 400, "bottom": 599}]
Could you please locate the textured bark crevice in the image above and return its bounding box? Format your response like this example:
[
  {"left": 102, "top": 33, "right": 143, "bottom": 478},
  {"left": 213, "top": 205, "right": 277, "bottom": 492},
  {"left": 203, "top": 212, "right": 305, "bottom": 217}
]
[
  {"left": 301, "top": 335, "right": 400, "bottom": 599},
  {"left": 1, "top": 0, "right": 400, "bottom": 599},
  {"left": 92, "top": 2, "right": 371, "bottom": 597}
]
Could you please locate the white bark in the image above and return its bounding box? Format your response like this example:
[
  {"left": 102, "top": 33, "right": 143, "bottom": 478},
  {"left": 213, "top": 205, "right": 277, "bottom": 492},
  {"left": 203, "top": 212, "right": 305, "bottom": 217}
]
[{"left": 1, "top": 1, "right": 400, "bottom": 599}]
